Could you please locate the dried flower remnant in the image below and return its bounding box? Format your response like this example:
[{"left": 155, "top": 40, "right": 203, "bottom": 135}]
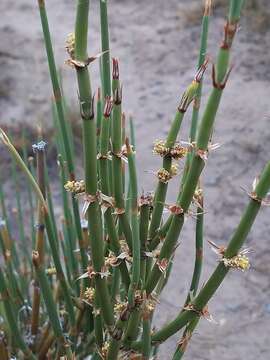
[
  {"left": 177, "top": 330, "right": 193, "bottom": 352},
  {"left": 65, "top": 33, "right": 75, "bottom": 59},
  {"left": 184, "top": 303, "right": 215, "bottom": 323}
]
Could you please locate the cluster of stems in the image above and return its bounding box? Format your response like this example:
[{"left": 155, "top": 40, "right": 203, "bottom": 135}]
[{"left": 0, "top": 0, "right": 269, "bottom": 359}]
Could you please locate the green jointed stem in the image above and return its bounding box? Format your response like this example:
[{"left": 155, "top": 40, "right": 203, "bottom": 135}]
[
  {"left": 32, "top": 252, "right": 73, "bottom": 359},
  {"left": 37, "top": 0, "right": 84, "bottom": 256},
  {"left": 126, "top": 139, "right": 140, "bottom": 307},
  {"left": 142, "top": 318, "right": 151, "bottom": 359},
  {"left": 44, "top": 163, "right": 58, "bottom": 250},
  {"left": 75, "top": 0, "right": 114, "bottom": 327},
  {"left": 0, "top": 268, "right": 36, "bottom": 360},
  {"left": 145, "top": 0, "right": 243, "bottom": 295},
  {"left": 172, "top": 317, "right": 200, "bottom": 360},
  {"left": 37, "top": 0, "right": 74, "bottom": 177},
  {"left": 139, "top": 194, "right": 151, "bottom": 285},
  {"left": 99, "top": 0, "right": 111, "bottom": 98},
  {"left": 97, "top": 88, "right": 102, "bottom": 153},
  {"left": 31, "top": 143, "right": 47, "bottom": 339},
  {"left": 58, "top": 156, "right": 80, "bottom": 294},
  {"left": 182, "top": 0, "right": 211, "bottom": 307},
  {"left": 189, "top": 0, "right": 210, "bottom": 142},
  {"left": 150, "top": 160, "right": 270, "bottom": 344},
  {"left": 99, "top": 98, "right": 130, "bottom": 290},
  {"left": 185, "top": 205, "right": 204, "bottom": 305},
  {"left": 148, "top": 59, "right": 208, "bottom": 247},
  {"left": 111, "top": 60, "right": 133, "bottom": 250},
  {"left": 94, "top": 293, "right": 104, "bottom": 349},
  {"left": 172, "top": 206, "right": 203, "bottom": 359},
  {"left": 22, "top": 133, "right": 36, "bottom": 248},
  {"left": 148, "top": 110, "right": 184, "bottom": 241}
]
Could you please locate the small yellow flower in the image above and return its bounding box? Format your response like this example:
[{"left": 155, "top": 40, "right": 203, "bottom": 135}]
[
  {"left": 170, "top": 143, "right": 188, "bottom": 160},
  {"left": 153, "top": 140, "right": 169, "bottom": 157},
  {"left": 46, "top": 267, "right": 56, "bottom": 275},
  {"left": 222, "top": 254, "right": 250, "bottom": 271},
  {"left": 64, "top": 180, "right": 85, "bottom": 194},
  {"left": 157, "top": 168, "right": 171, "bottom": 183},
  {"left": 114, "top": 301, "right": 127, "bottom": 315},
  {"left": 84, "top": 287, "right": 95, "bottom": 304},
  {"left": 156, "top": 165, "right": 178, "bottom": 183}
]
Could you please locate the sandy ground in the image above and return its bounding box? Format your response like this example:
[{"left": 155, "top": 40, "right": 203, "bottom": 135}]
[{"left": 1, "top": 0, "right": 270, "bottom": 359}]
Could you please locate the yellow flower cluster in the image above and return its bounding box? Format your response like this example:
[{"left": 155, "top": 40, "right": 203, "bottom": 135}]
[
  {"left": 222, "top": 254, "right": 250, "bottom": 271},
  {"left": 157, "top": 164, "right": 178, "bottom": 183},
  {"left": 170, "top": 143, "right": 188, "bottom": 160},
  {"left": 114, "top": 301, "right": 128, "bottom": 315},
  {"left": 64, "top": 180, "right": 85, "bottom": 194},
  {"left": 153, "top": 140, "right": 169, "bottom": 157},
  {"left": 153, "top": 140, "right": 188, "bottom": 160},
  {"left": 46, "top": 267, "right": 56, "bottom": 275},
  {"left": 84, "top": 287, "right": 95, "bottom": 304}
]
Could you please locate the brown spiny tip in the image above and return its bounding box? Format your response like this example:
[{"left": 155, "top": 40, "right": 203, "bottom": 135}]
[
  {"left": 194, "top": 57, "right": 209, "bottom": 83},
  {"left": 103, "top": 96, "right": 113, "bottom": 117},
  {"left": 204, "top": 0, "right": 212, "bottom": 16},
  {"left": 125, "top": 137, "right": 131, "bottom": 154},
  {"left": 113, "top": 85, "right": 122, "bottom": 105},
  {"left": 112, "top": 58, "right": 119, "bottom": 80}
]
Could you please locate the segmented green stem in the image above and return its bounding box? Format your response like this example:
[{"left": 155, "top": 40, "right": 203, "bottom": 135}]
[
  {"left": 150, "top": 160, "right": 270, "bottom": 344},
  {"left": 99, "top": 0, "right": 111, "bottom": 98},
  {"left": 37, "top": 0, "right": 84, "bottom": 259},
  {"left": 148, "top": 110, "right": 184, "bottom": 242},
  {"left": 142, "top": 317, "right": 151, "bottom": 360},
  {"left": 111, "top": 59, "right": 133, "bottom": 250},
  {"left": 145, "top": 1, "right": 243, "bottom": 295},
  {"left": 31, "top": 143, "right": 47, "bottom": 340},
  {"left": 99, "top": 98, "right": 130, "bottom": 290},
  {"left": 75, "top": 0, "right": 114, "bottom": 328},
  {"left": 126, "top": 139, "right": 140, "bottom": 307},
  {"left": 58, "top": 155, "right": 80, "bottom": 289},
  {"left": 22, "top": 133, "right": 36, "bottom": 248},
  {"left": 32, "top": 252, "right": 73, "bottom": 359},
  {"left": 172, "top": 317, "right": 200, "bottom": 360}
]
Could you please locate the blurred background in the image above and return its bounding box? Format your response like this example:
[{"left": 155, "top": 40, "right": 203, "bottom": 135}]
[{"left": 0, "top": 0, "right": 270, "bottom": 359}]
